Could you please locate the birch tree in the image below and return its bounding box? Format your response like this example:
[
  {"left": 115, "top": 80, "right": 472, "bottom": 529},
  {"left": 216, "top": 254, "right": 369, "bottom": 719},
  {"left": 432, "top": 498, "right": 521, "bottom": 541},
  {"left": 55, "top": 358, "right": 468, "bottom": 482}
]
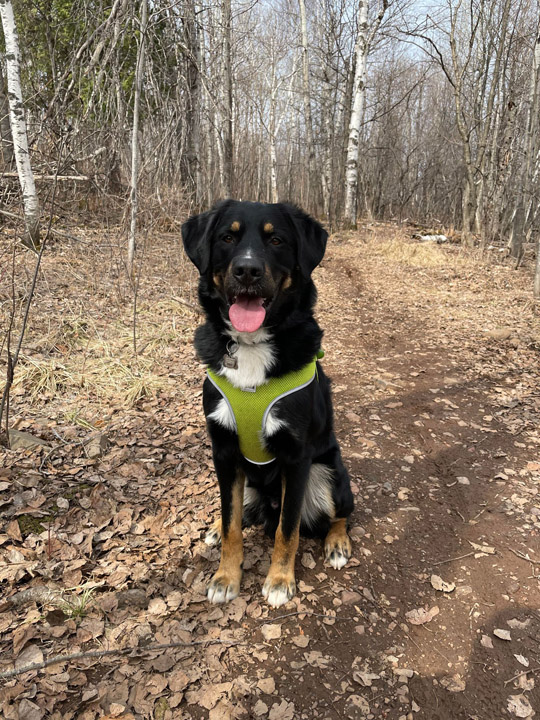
[
  {"left": 218, "top": 0, "right": 233, "bottom": 197},
  {"left": 0, "top": 0, "right": 40, "bottom": 249},
  {"left": 299, "top": 0, "right": 317, "bottom": 207},
  {"left": 343, "top": 0, "right": 388, "bottom": 228},
  {"left": 127, "top": 0, "right": 148, "bottom": 278}
]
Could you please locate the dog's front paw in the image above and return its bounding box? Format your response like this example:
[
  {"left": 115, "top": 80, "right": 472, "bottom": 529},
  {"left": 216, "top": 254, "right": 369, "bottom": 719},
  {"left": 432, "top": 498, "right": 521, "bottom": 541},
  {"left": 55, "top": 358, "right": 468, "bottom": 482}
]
[
  {"left": 262, "top": 573, "right": 296, "bottom": 608},
  {"left": 207, "top": 571, "right": 241, "bottom": 604}
]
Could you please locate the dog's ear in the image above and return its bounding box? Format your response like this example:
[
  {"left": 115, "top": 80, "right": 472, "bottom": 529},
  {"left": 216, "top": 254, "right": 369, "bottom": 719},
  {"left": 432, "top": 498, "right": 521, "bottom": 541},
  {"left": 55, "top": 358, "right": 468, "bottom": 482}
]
[
  {"left": 287, "top": 205, "right": 328, "bottom": 277},
  {"left": 182, "top": 200, "right": 232, "bottom": 274},
  {"left": 181, "top": 209, "right": 215, "bottom": 274}
]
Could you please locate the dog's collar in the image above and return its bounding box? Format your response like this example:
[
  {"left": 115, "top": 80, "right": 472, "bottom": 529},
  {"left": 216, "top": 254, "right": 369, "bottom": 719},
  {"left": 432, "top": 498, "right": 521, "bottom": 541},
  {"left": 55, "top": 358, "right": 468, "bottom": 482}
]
[{"left": 207, "top": 353, "right": 323, "bottom": 465}]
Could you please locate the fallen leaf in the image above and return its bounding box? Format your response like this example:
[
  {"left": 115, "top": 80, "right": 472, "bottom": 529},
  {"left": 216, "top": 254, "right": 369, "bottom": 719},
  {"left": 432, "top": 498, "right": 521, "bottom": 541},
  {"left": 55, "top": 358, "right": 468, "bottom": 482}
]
[
  {"left": 17, "top": 699, "right": 43, "bottom": 720},
  {"left": 507, "top": 694, "right": 535, "bottom": 718},
  {"left": 15, "top": 643, "right": 44, "bottom": 670},
  {"left": 469, "top": 541, "right": 495, "bottom": 555},
  {"left": 353, "top": 671, "right": 380, "bottom": 687},
  {"left": 405, "top": 606, "right": 439, "bottom": 625},
  {"left": 269, "top": 700, "right": 295, "bottom": 720},
  {"left": 261, "top": 624, "right": 281, "bottom": 641},
  {"left": 430, "top": 575, "right": 455, "bottom": 593},
  {"left": 508, "top": 618, "right": 531, "bottom": 630},
  {"left": 481, "top": 634, "right": 493, "bottom": 649},
  {"left": 253, "top": 700, "right": 268, "bottom": 717},
  {"left": 257, "top": 677, "right": 275, "bottom": 694},
  {"left": 347, "top": 695, "right": 370, "bottom": 712}
]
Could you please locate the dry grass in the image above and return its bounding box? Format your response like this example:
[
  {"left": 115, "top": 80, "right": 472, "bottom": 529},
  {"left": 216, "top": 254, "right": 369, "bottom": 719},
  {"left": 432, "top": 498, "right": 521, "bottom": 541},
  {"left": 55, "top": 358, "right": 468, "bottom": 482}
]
[
  {"left": 8, "top": 305, "right": 185, "bottom": 409},
  {"left": 11, "top": 351, "right": 171, "bottom": 409},
  {"left": 374, "top": 238, "right": 474, "bottom": 269}
]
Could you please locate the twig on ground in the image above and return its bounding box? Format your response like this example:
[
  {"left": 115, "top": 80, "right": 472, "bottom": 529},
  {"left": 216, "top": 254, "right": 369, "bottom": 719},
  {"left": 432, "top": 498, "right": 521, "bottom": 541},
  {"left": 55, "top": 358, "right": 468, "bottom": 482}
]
[
  {"left": 431, "top": 551, "right": 476, "bottom": 566},
  {"left": 507, "top": 547, "right": 540, "bottom": 565},
  {"left": 0, "top": 638, "right": 245, "bottom": 680},
  {"left": 504, "top": 666, "right": 540, "bottom": 686}
]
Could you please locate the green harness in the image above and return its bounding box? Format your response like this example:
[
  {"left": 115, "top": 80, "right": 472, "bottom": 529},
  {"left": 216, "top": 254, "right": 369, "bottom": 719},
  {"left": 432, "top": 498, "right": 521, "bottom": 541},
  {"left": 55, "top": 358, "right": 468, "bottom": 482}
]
[{"left": 207, "top": 352, "right": 323, "bottom": 465}]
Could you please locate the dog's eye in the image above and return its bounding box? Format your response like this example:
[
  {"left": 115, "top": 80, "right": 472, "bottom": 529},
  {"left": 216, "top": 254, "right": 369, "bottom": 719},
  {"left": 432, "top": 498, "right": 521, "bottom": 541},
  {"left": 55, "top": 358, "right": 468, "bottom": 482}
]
[
  {"left": 223, "top": 235, "right": 234, "bottom": 244},
  {"left": 270, "top": 236, "right": 282, "bottom": 246}
]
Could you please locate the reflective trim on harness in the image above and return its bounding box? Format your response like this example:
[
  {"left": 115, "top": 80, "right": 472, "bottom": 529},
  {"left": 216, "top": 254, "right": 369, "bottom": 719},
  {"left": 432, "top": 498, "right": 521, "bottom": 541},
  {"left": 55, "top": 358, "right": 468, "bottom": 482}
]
[{"left": 207, "top": 357, "right": 319, "bottom": 465}]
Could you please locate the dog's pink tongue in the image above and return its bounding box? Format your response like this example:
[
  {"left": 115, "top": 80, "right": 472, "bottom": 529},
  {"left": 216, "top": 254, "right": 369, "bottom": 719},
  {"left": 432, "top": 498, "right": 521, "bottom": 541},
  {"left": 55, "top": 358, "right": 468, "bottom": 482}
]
[{"left": 229, "top": 296, "right": 266, "bottom": 332}]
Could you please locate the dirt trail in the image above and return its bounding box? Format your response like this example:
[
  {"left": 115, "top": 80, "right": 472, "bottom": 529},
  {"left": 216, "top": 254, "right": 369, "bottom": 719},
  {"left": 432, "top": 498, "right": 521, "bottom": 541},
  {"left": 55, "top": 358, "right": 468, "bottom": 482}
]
[{"left": 1, "top": 226, "right": 539, "bottom": 720}]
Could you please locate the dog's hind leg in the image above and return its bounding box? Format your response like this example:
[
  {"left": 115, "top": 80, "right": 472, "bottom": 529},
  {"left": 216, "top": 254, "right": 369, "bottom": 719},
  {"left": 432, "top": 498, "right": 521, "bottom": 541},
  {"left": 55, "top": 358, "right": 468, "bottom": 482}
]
[
  {"left": 205, "top": 519, "right": 222, "bottom": 546},
  {"left": 324, "top": 517, "right": 351, "bottom": 569}
]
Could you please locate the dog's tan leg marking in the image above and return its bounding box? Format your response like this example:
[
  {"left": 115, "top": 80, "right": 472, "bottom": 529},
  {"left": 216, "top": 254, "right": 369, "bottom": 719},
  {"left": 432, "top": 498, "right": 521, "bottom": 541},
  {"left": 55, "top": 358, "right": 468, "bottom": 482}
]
[
  {"left": 263, "top": 480, "right": 299, "bottom": 607},
  {"left": 207, "top": 475, "right": 244, "bottom": 603},
  {"left": 262, "top": 524, "right": 299, "bottom": 608},
  {"left": 205, "top": 518, "right": 222, "bottom": 546},
  {"left": 324, "top": 517, "right": 351, "bottom": 570}
]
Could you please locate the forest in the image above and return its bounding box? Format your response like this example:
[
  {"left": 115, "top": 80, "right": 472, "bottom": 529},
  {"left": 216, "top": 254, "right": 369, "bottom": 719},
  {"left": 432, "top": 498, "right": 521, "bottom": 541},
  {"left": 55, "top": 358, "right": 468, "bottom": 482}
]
[
  {"left": 0, "top": 0, "right": 540, "bottom": 286},
  {"left": 1, "top": 1, "right": 540, "bottom": 719}
]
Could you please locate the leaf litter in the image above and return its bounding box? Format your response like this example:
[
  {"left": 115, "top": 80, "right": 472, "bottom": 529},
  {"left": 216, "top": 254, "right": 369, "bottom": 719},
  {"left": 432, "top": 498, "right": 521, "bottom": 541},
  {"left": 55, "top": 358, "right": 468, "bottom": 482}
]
[{"left": 1, "top": 226, "right": 539, "bottom": 718}]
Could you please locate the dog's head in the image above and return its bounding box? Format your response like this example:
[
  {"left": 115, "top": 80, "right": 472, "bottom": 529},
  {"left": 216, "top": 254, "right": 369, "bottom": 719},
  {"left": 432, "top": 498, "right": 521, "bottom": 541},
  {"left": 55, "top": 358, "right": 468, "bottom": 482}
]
[{"left": 182, "top": 200, "right": 327, "bottom": 333}]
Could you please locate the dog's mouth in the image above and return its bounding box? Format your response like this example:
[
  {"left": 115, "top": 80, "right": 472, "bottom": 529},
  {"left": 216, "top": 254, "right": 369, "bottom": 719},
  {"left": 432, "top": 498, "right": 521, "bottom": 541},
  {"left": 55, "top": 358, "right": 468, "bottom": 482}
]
[{"left": 228, "top": 293, "right": 272, "bottom": 333}]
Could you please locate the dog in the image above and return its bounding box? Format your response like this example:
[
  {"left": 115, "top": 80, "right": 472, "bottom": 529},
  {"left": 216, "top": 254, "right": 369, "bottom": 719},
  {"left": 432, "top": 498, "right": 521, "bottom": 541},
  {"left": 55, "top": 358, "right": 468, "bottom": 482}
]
[{"left": 182, "top": 200, "right": 354, "bottom": 608}]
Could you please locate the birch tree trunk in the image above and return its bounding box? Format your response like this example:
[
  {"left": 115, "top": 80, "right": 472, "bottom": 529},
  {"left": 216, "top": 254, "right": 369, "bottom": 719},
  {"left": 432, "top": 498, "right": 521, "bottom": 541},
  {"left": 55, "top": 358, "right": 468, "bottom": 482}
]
[
  {"left": 0, "top": 0, "right": 40, "bottom": 249},
  {"left": 127, "top": 0, "right": 148, "bottom": 278},
  {"left": 343, "top": 1, "right": 369, "bottom": 229},
  {"left": 219, "top": 0, "right": 233, "bottom": 197},
  {"left": 298, "top": 0, "right": 316, "bottom": 209}
]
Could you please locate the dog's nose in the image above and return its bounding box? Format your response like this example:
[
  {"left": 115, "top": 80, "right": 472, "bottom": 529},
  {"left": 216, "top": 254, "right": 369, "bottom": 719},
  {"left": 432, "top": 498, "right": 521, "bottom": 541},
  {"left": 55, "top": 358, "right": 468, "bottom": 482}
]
[{"left": 231, "top": 256, "right": 264, "bottom": 284}]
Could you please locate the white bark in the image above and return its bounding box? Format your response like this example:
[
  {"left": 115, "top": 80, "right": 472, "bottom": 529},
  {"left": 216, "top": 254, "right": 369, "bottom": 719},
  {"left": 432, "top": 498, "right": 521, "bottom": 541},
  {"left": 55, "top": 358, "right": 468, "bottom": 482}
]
[
  {"left": 299, "top": 0, "right": 316, "bottom": 207},
  {"left": 343, "top": 1, "right": 369, "bottom": 228},
  {"left": 0, "top": 0, "right": 40, "bottom": 248},
  {"left": 218, "top": 0, "right": 233, "bottom": 197},
  {"left": 127, "top": 0, "right": 148, "bottom": 277}
]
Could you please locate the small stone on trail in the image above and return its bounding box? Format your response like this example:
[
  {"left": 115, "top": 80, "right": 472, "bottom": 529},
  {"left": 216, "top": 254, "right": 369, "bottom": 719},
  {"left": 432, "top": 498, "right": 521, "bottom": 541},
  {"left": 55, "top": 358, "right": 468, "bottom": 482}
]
[{"left": 493, "top": 628, "right": 512, "bottom": 641}]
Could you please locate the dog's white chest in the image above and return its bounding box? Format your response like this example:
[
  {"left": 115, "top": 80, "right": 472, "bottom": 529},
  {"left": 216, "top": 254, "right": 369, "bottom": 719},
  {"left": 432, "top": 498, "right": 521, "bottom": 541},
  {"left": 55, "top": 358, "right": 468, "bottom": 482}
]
[{"left": 220, "top": 329, "right": 275, "bottom": 389}]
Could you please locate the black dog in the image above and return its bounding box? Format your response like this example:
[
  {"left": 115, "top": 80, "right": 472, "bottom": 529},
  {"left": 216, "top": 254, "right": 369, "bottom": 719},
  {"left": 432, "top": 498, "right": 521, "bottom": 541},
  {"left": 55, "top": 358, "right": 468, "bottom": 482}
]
[{"left": 182, "top": 200, "right": 354, "bottom": 607}]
